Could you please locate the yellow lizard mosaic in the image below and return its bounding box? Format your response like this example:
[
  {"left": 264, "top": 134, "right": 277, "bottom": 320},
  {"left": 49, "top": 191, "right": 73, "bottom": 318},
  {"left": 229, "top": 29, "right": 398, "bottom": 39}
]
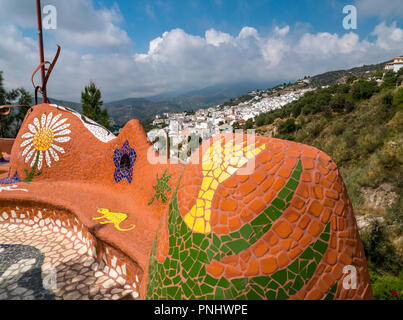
[
  {"left": 184, "top": 137, "right": 266, "bottom": 234},
  {"left": 93, "top": 208, "right": 136, "bottom": 232}
]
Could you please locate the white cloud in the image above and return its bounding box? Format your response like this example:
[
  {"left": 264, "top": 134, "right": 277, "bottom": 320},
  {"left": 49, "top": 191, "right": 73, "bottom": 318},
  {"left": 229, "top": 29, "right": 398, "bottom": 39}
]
[
  {"left": 0, "top": 0, "right": 402, "bottom": 102},
  {"left": 0, "top": 0, "right": 130, "bottom": 50},
  {"left": 274, "top": 25, "right": 290, "bottom": 36}
]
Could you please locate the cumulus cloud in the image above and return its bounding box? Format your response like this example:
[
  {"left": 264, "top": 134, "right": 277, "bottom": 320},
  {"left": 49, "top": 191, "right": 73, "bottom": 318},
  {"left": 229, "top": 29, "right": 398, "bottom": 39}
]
[
  {"left": 0, "top": 0, "right": 402, "bottom": 102},
  {"left": 0, "top": 0, "right": 130, "bottom": 50}
]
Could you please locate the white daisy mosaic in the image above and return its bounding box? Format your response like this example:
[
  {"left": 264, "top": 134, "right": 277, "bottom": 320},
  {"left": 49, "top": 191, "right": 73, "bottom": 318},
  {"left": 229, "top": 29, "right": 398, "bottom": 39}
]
[{"left": 20, "top": 113, "right": 71, "bottom": 170}]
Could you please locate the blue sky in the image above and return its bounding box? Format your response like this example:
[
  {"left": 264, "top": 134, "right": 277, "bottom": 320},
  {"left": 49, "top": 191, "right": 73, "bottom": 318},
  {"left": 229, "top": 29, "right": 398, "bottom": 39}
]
[
  {"left": 96, "top": 0, "right": 399, "bottom": 52},
  {"left": 0, "top": 0, "right": 402, "bottom": 101}
]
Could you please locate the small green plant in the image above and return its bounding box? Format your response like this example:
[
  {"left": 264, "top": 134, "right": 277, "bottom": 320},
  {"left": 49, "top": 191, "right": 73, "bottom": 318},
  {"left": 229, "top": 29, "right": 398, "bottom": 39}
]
[{"left": 148, "top": 169, "right": 172, "bottom": 205}]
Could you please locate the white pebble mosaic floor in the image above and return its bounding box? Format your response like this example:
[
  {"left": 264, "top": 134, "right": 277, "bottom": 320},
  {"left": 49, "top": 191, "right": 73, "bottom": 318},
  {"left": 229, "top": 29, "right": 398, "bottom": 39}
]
[{"left": 0, "top": 208, "right": 141, "bottom": 300}]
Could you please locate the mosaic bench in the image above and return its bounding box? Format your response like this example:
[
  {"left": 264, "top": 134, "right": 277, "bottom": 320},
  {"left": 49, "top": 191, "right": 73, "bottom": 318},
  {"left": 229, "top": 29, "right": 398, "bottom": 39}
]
[{"left": 0, "top": 103, "right": 373, "bottom": 300}]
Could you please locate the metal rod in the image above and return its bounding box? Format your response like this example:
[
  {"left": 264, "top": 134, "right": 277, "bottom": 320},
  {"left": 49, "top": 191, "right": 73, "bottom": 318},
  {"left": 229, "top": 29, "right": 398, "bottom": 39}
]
[{"left": 36, "top": 0, "right": 47, "bottom": 103}]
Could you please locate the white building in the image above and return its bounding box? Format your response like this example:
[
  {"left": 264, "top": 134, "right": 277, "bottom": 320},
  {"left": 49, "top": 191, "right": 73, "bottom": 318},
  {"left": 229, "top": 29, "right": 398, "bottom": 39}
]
[{"left": 385, "top": 57, "right": 403, "bottom": 72}]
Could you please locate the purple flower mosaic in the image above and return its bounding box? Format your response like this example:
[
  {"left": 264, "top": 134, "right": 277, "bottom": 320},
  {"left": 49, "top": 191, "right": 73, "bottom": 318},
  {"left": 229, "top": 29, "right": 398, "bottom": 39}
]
[
  {"left": 0, "top": 170, "right": 22, "bottom": 185},
  {"left": 113, "top": 140, "right": 137, "bottom": 184}
]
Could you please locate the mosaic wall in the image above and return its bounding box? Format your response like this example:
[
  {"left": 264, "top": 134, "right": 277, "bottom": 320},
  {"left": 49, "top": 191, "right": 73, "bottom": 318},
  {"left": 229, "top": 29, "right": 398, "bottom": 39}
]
[
  {"left": 0, "top": 103, "right": 373, "bottom": 300},
  {"left": 146, "top": 136, "right": 373, "bottom": 300}
]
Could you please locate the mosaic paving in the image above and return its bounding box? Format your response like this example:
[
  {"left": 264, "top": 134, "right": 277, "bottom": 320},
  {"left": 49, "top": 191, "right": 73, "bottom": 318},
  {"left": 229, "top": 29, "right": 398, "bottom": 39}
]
[{"left": 0, "top": 207, "right": 141, "bottom": 300}]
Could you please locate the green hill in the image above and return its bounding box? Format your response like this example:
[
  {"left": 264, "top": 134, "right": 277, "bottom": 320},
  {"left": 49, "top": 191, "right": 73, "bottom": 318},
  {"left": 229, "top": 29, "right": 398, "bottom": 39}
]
[{"left": 247, "top": 69, "right": 403, "bottom": 299}]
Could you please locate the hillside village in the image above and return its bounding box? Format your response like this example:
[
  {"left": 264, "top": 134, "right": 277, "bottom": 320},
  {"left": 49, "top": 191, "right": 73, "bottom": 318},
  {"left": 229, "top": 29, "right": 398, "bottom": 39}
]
[{"left": 146, "top": 57, "right": 402, "bottom": 162}]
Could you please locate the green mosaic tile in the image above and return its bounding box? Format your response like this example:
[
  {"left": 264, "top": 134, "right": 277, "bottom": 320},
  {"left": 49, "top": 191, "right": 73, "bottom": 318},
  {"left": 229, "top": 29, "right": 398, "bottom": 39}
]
[
  {"left": 218, "top": 277, "right": 230, "bottom": 289},
  {"left": 299, "top": 259, "right": 309, "bottom": 270},
  {"left": 201, "top": 239, "right": 209, "bottom": 250},
  {"left": 198, "top": 251, "right": 208, "bottom": 263},
  {"left": 267, "top": 280, "right": 280, "bottom": 290},
  {"left": 169, "top": 236, "right": 176, "bottom": 247},
  {"left": 265, "top": 290, "right": 276, "bottom": 300},
  {"left": 191, "top": 248, "right": 200, "bottom": 259},
  {"left": 313, "top": 251, "right": 322, "bottom": 264},
  {"left": 278, "top": 188, "right": 290, "bottom": 199},
  {"left": 306, "top": 262, "right": 317, "bottom": 279},
  {"left": 189, "top": 261, "right": 202, "bottom": 277},
  {"left": 286, "top": 192, "right": 294, "bottom": 202},
  {"left": 205, "top": 275, "right": 218, "bottom": 286},
  {"left": 182, "top": 256, "right": 194, "bottom": 270},
  {"left": 251, "top": 284, "right": 265, "bottom": 297},
  {"left": 287, "top": 270, "right": 296, "bottom": 280},
  {"left": 252, "top": 276, "right": 270, "bottom": 287},
  {"left": 292, "top": 170, "right": 302, "bottom": 180},
  {"left": 201, "top": 284, "right": 214, "bottom": 295},
  {"left": 215, "top": 287, "right": 225, "bottom": 299},
  {"left": 193, "top": 233, "right": 204, "bottom": 246},
  {"left": 226, "top": 239, "right": 250, "bottom": 254},
  {"left": 288, "top": 260, "right": 299, "bottom": 273},
  {"left": 224, "top": 288, "right": 233, "bottom": 299},
  {"left": 288, "top": 179, "right": 299, "bottom": 192},
  {"left": 265, "top": 206, "right": 282, "bottom": 221},
  {"left": 199, "top": 266, "right": 206, "bottom": 277},
  {"left": 231, "top": 278, "right": 248, "bottom": 291},
  {"left": 251, "top": 213, "right": 271, "bottom": 226},
  {"left": 320, "top": 232, "right": 330, "bottom": 242},
  {"left": 300, "top": 247, "right": 314, "bottom": 260},
  {"left": 175, "top": 288, "right": 182, "bottom": 300},
  {"left": 193, "top": 285, "right": 202, "bottom": 297},
  {"left": 272, "top": 198, "right": 286, "bottom": 210},
  {"left": 163, "top": 277, "right": 172, "bottom": 286},
  {"left": 272, "top": 269, "right": 287, "bottom": 285},
  {"left": 313, "top": 240, "right": 328, "bottom": 254},
  {"left": 240, "top": 224, "right": 253, "bottom": 239},
  {"left": 230, "top": 231, "right": 241, "bottom": 239},
  {"left": 276, "top": 287, "right": 288, "bottom": 300},
  {"left": 291, "top": 275, "right": 304, "bottom": 291},
  {"left": 247, "top": 288, "right": 262, "bottom": 300},
  {"left": 163, "top": 258, "right": 170, "bottom": 270},
  {"left": 180, "top": 222, "right": 188, "bottom": 236},
  {"left": 182, "top": 282, "right": 192, "bottom": 297}
]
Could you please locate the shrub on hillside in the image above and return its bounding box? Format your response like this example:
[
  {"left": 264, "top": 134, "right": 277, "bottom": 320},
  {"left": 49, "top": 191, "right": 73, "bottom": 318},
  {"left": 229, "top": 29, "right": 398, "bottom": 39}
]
[
  {"left": 393, "top": 87, "right": 403, "bottom": 107},
  {"left": 361, "top": 219, "right": 403, "bottom": 275},
  {"left": 370, "top": 271, "right": 403, "bottom": 300},
  {"left": 352, "top": 79, "right": 378, "bottom": 100},
  {"left": 278, "top": 118, "right": 298, "bottom": 134},
  {"left": 367, "top": 142, "right": 403, "bottom": 187}
]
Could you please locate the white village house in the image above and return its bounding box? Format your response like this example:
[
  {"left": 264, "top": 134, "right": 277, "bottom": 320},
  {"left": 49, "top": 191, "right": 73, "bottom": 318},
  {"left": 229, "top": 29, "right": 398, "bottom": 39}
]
[{"left": 385, "top": 57, "right": 403, "bottom": 72}]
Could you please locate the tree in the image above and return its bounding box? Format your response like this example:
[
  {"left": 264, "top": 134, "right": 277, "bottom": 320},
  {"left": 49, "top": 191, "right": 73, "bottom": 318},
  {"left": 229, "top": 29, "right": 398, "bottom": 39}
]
[
  {"left": 81, "top": 81, "right": 110, "bottom": 129},
  {"left": 381, "top": 70, "right": 397, "bottom": 90},
  {"left": 352, "top": 79, "right": 378, "bottom": 100},
  {"left": 0, "top": 71, "right": 32, "bottom": 138}
]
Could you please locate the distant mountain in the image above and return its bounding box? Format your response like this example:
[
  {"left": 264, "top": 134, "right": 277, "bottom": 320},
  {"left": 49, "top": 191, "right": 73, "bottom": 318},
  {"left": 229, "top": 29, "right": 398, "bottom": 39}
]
[
  {"left": 151, "top": 82, "right": 276, "bottom": 108},
  {"left": 36, "top": 97, "right": 81, "bottom": 112},
  {"left": 104, "top": 98, "right": 182, "bottom": 127},
  {"left": 39, "top": 56, "right": 399, "bottom": 128}
]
